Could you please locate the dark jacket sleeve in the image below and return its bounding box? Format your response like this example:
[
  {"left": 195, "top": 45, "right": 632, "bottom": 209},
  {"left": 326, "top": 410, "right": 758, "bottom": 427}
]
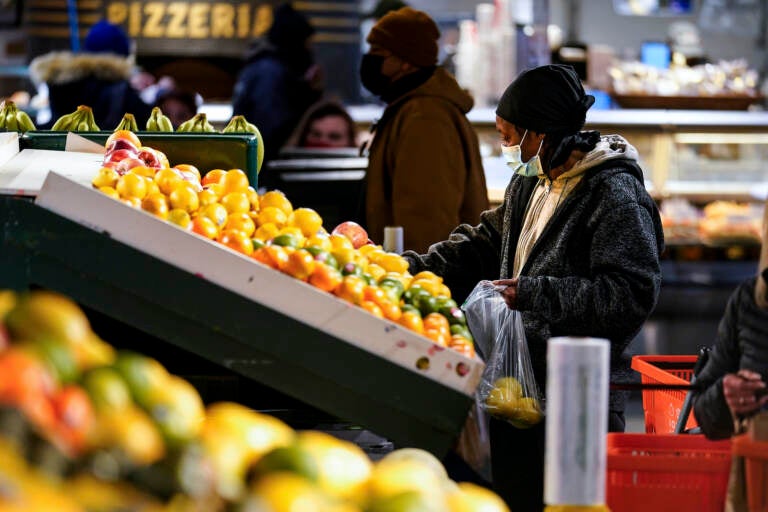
[
  {"left": 403, "top": 201, "right": 505, "bottom": 303},
  {"left": 692, "top": 284, "right": 744, "bottom": 439},
  {"left": 516, "top": 198, "right": 661, "bottom": 344}
]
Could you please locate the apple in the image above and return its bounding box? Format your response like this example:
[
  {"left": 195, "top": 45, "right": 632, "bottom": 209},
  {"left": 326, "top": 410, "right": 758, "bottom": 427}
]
[
  {"left": 103, "top": 148, "right": 138, "bottom": 166},
  {"left": 332, "top": 221, "right": 369, "bottom": 249},
  {"left": 115, "top": 157, "right": 147, "bottom": 176},
  {"left": 105, "top": 138, "right": 138, "bottom": 155}
]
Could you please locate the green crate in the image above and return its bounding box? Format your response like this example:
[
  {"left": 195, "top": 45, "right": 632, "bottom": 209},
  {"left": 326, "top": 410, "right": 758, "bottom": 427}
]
[{"left": 20, "top": 131, "right": 259, "bottom": 187}]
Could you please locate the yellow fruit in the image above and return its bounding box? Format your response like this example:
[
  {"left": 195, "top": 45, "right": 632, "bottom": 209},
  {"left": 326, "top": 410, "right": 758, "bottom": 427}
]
[
  {"left": 167, "top": 208, "right": 192, "bottom": 230},
  {"left": 368, "top": 456, "right": 447, "bottom": 506},
  {"left": 380, "top": 448, "right": 448, "bottom": 481},
  {"left": 254, "top": 222, "right": 280, "bottom": 241},
  {"left": 197, "top": 187, "right": 219, "bottom": 207},
  {"left": 331, "top": 246, "right": 356, "bottom": 267},
  {"left": 103, "top": 405, "right": 165, "bottom": 465},
  {"left": 329, "top": 233, "right": 354, "bottom": 251},
  {"left": 122, "top": 196, "right": 142, "bottom": 208},
  {"left": 154, "top": 168, "right": 185, "bottom": 195},
  {"left": 169, "top": 184, "right": 200, "bottom": 213},
  {"left": 141, "top": 193, "right": 170, "bottom": 219},
  {"left": 290, "top": 207, "right": 323, "bottom": 237},
  {"left": 245, "top": 472, "right": 328, "bottom": 512},
  {"left": 204, "top": 182, "right": 225, "bottom": 199},
  {"left": 145, "top": 375, "right": 205, "bottom": 448},
  {"left": 448, "top": 482, "right": 510, "bottom": 512},
  {"left": 201, "top": 203, "right": 229, "bottom": 227},
  {"left": 98, "top": 186, "right": 120, "bottom": 199},
  {"left": 246, "top": 186, "right": 260, "bottom": 210},
  {"left": 112, "top": 351, "right": 170, "bottom": 408},
  {"left": 296, "top": 430, "right": 372, "bottom": 504},
  {"left": 256, "top": 206, "right": 288, "bottom": 228},
  {"left": 366, "top": 263, "right": 387, "bottom": 282},
  {"left": 305, "top": 233, "right": 332, "bottom": 251},
  {"left": 485, "top": 377, "right": 523, "bottom": 418},
  {"left": 221, "top": 192, "right": 250, "bottom": 214},
  {"left": 410, "top": 278, "right": 443, "bottom": 297},
  {"left": 225, "top": 211, "right": 256, "bottom": 237},
  {"left": 378, "top": 253, "right": 409, "bottom": 274},
  {"left": 145, "top": 179, "right": 161, "bottom": 196},
  {"left": 358, "top": 244, "right": 383, "bottom": 256},
  {"left": 412, "top": 271, "right": 443, "bottom": 283},
  {"left": 510, "top": 397, "right": 543, "bottom": 428},
  {"left": 116, "top": 172, "right": 147, "bottom": 199},
  {"left": 368, "top": 491, "right": 440, "bottom": 512},
  {"left": 220, "top": 168, "right": 250, "bottom": 194},
  {"left": 259, "top": 190, "right": 293, "bottom": 215},
  {"left": 91, "top": 167, "right": 119, "bottom": 188}
]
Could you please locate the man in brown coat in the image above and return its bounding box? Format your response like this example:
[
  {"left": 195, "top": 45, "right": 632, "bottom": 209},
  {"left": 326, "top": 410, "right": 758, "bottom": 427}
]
[{"left": 360, "top": 7, "right": 489, "bottom": 253}]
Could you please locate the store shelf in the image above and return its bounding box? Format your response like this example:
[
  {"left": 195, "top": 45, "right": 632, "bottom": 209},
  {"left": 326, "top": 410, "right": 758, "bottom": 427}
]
[{"left": 0, "top": 172, "right": 483, "bottom": 456}]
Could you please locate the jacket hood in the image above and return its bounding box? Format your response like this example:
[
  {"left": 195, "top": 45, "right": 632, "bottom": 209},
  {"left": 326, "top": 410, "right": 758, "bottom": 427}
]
[
  {"left": 756, "top": 202, "right": 768, "bottom": 309},
  {"left": 568, "top": 134, "right": 641, "bottom": 176},
  {"left": 390, "top": 67, "right": 474, "bottom": 114},
  {"left": 29, "top": 51, "right": 133, "bottom": 85}
]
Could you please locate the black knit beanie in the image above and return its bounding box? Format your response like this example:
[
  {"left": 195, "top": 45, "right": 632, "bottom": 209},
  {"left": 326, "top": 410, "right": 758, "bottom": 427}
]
[{"left": 496, "top": 64, "right": 594, "bottom": 134}]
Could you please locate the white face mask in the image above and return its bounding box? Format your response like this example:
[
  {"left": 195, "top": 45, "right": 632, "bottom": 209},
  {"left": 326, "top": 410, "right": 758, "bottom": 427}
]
[{"left": 501, "top": 130, "right": 544, "bottom": 177}]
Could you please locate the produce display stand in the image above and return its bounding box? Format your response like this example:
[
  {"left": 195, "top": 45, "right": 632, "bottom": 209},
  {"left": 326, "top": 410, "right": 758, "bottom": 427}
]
[
  {"left": 20, "top": 131, "right": 260, "bottom": 186},
  {"left": 0, "top": 166, "right": 484, "bottom": 457}
]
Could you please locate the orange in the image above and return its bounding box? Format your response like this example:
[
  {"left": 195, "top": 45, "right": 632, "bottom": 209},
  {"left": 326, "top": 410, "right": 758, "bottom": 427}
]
[
  {"left": 379, "top": 301, "right": 402, "bottom": 322},
  {"left": 449, "top": 335, "right": 475, "bottom": 358},
  {"left": 154, "top": 168, "right": 185, "bottom": 195},
  {"left": 308, "top": 263, "right": 343, "bottom": 292},
  {"left": 50, "top": 385, "right": 95, "bottom": 454},
  {"left": 169, "top": 184, "right": 200, "bottom": 213},
  {"left": 220, "top": 192, "right": 250, "bottom": 214},
  {"left": 98, "top": 186, "right": 120, "bottom": 200},
  {"left": 363, "top": 285, "right": 389, "bottom": 307},
  {"left": 246, "top": 186, "right": 260, "bottom": 211},
  {"left": 116, "top": 172, "right": 148, "bottom": 199},
  {"left": 252, "top": 245, "right": 289, "bottom": 271},
  {"left": 197, "top": 188, "right": 219, "bottom": 207},
  {"left": 192, "top": 216, "right": 218, "bottom": 239},
  {"left": 201, "top": 203, "right": 229, "bottom": 227},
  {"left": 130, "top": 165, "right": 157, "bottom": 179},
  {"left": 399, "top": 311, "right": 424, "bottom": 334},
  {"left": 168, "top": 209, "right": 192, "bottom": 230},
  {"left": 122, "top": 197, "right": 142, "bottom": 208},
  {"left": 92, "top": 166, "right": 119, "bottom": 188},
  {"left": 290, "top": 207, "right": 323, "bottom": 237},
  {"left": 141, "top": 193, "right": 170, "bottom": 219},
  {"left": 220, "top": 168, "right": 250, "bottom": 194},
  {"left": 256, "top": 206, "right": 288, "bottom": 228},
  {"left": 335, "top": 275, "right": 365, "bottom": 304},
  {"left": 218, "top": 229, "right": 254, "bottom": 256},
  {"left": 259, "top": 190, "right": 293, "bottom": 215},
  {"left": 174, "top": 164, "right": 201, "bottom": 181},
  {"left": 225, "top": 212, "right": 256, "bottom": 237},
  {"left": 360, "top": 300, "right": 384, "bottom": 318},
  {"left": 283, "top": 249, "right": 315, "bottom": 281},
  {"left": 424, "top": 328, "right": 449, "bottom": 347},
  {"left": 423, "top": 313, "right": 450, "bottom": 338},
  {"left": 107, "top": 129, "right": 141, "bottom": 148},
  {"left": 254, "top": 222, "right": 280, "bottom": 241},
  {"left": 201, "top": 168, "right": 227, "bottom": 186}
]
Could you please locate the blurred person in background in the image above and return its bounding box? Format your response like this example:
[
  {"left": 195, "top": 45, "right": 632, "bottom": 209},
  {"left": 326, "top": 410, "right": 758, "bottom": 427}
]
[
  {"left": 231, "top": 2, "right": 323, "bottom": 187},
  {"left": 692, "top": 201, "right": 768, "bottom": 509},
  {"left": 360, "top": 7, "right": 488, "bottom": 253},
  {"left": 154, "top": 88, "right": 198, "bottom": 129},
  {"left": 403, "top": 64, "right": 665, "bottom": 511},
  {"left": 290, "top": 100, "right": 358, "bottom": 149},
  {"left": 29, "top": 19, "right": 152, "bottom": 130}
]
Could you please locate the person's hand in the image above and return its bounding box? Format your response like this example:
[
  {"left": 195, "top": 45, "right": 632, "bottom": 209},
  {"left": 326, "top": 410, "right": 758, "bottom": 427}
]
[
  {"left": 491, "top": 278, "right": 518, "bottom": 309},
  {"left": 723, "top": 369, "right": 768, "bottom": 417},
  {"left": 304, "top": 64, "right": 324, "bottom": 90}
]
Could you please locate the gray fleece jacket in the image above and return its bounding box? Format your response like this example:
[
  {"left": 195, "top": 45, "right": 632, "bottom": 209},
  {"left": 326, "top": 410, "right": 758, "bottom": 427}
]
[{"left": 404, "top": 135, "right": 665, "bottom": 411}]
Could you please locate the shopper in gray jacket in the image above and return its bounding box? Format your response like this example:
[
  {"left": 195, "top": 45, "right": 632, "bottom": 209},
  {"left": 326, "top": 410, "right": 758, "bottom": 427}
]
[{"left": 403, "top": 65, "right": 664, "bottom": 511}]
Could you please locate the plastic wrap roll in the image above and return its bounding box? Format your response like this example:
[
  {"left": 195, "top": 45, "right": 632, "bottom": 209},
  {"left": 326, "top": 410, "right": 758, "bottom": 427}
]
[{"left": 544, "top": 337, "right": 609, "bottom": 506}]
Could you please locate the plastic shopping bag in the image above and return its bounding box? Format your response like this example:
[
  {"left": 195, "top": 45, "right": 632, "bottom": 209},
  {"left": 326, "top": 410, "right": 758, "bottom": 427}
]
[{"left": 462, "top": 280, "right": 544, "bottom": 429}]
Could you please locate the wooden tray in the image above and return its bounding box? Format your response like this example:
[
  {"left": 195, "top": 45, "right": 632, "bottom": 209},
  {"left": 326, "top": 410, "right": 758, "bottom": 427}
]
[{"left": 611, "top": 93, "right": 763, "bottom": 110}]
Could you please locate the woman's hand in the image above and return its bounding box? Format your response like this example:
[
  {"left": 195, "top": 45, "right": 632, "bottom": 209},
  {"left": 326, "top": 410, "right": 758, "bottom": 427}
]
[
  {"left": 723, "top": 369, "right": 768, "bottom": 417},
  {"left": 491, "top": 278, "right": 518, "bottom": 309}
]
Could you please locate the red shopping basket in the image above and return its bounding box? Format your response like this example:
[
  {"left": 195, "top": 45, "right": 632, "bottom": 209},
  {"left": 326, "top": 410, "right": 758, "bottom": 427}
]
[
  {"left": 631, "top": 355, "right": 698, "bottom": 434},
  {"left": 733, "top": 434, "right": 768, "bottom": 511},
  {"left": 606, "top": 433, "right": 732, "bottom": 512}
]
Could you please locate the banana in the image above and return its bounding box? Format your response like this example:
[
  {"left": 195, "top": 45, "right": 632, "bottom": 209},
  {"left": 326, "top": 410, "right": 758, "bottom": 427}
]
[
  {"left": 145, "top": 106, "right": 173, "bottom": 132},
  {"left": 15, "top": 110, "right": 36, "bottom": 132},
  {"left": 176, "top": 115, "right": 195, "bottom": 132},
  {"left": 157, "top": 114, "right": 173, "bottom": 132},
  {"left": 79, "top": 105, "right": 99, "bottom": 131},
  {"left": 222, "top": 115, "right": 263, "bottom": 173},
  {"left": 4, "top": 107, "right": 18, "bottom": 132},
  {"left": 52, "top": 112, "right": 74, "bottom": 131},
  {"left": 115, "top": 113, "right": 138, "bottom": 132}
]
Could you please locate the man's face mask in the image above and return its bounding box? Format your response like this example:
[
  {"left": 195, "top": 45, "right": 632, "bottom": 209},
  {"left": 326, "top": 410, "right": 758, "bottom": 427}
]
[
  {"left": 501, "top": 129, "right": 544, "bottom": 177},
  {"left": 360, "top": 54, "right": 389, "bottom": 96}
]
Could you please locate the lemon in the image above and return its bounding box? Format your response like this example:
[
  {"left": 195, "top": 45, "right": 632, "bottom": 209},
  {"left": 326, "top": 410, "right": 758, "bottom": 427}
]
[
  {"left": 366, "top": 263, "right": 387, "bottom": 282},
  {"left": 246, "top": 186, "right": 260, "bottom": 210},
  {"left": 509, "top": 397, "right": 543, "bottom": 428},
  {"left": 259, "top": 190, "right": 293, "bottom": 215},
  {"left": 116, "top": 172, "right": 147, "bottom": 199},
  {"left": 411, "top": 271, "right": 443, "bottom": 283},
  {"left": 169, "top": 184, "right": 200, "bottom": 213},
  {"left": 329, "top": 233, "right": 354, "bottom": 251},
  {"left": 378, "top": 253, "right": 409, "bottom": 274},
  {"left": 250, "top": 444, "right": 319, "bottom": 482},
  {"left": 168, "top": 208, "right": 192, "bottom": 230},
  {"left": 290, "top": 207, "right": 324, "bottom": 237},
  {"left": 201, "top": 203, "right": 229, "bottom": 227},
  {"left": 369, "top": 457, "right": 447, "bottom": 507},
  {"left": 91, "top": 166, "right": 119, "bottom": 188},
  {"left": 447, "top": 482, "right": 510, "bottom": 512},
  {"left": 112, "top": 350, "right": 170, "bottom": 408},
  {"left": 220, "top": 192, "right": 250, "bottom": 214},
  {"left": 245, "top": 472, "right": 327, "bottom": 512},
  {"left": 81, "top": 366, "right": 132, "bottom": 412},
  {"left": 306, "top": 233, "right": 332, "bottom": 252},
  {"left": 154, "top": 168, "right": 185, "bottom": 195},
  {"left": 256, "top": 206, "right": 288, "bottom": 228},
  {"left": 98, "top": 186, "right": 120, "bottom": 199},
  {"left": 369, "top": 490, "right": 441, "bottom": 512},
  {"left": 254, "top": 222, "right": 280, "bottom": 241},
  {"left": 380, "top": 448, "right": 448, "bottom": 482},
  {"left": 296, "top": 430, "right": 372, "bottom": 504},
  {"left": 102, "top": 405, "right": 165, "bottom": 465},
  {"left": 221, "top": 169, "right": 250, "bottom": 194},
  {"left": 145, "top": 375, "right": 205, "bottom": 448}
]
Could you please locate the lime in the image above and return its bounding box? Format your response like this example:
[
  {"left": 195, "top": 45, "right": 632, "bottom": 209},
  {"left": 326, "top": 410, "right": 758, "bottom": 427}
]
[
  {"left": 271, "top": 233, "right": 301, "bottom": 248},
  {"left": 25, "top": 338, "right": 78, "bottom": 385},
  {"left": 249, "top": 444, "right": 319, "bottom": 483},
  {"left": 81, "top": 366, "right": 132, "bottom": 412}
]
